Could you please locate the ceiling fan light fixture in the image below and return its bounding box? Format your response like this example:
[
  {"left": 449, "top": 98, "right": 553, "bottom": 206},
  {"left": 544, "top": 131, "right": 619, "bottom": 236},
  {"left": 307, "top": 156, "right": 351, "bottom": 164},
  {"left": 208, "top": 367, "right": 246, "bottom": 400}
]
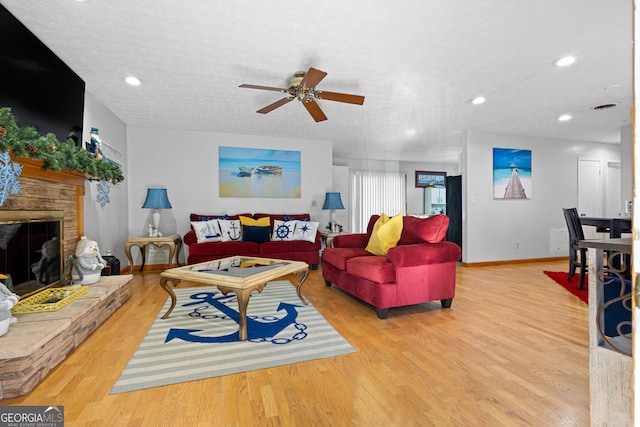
[
  {"left": 554, "top": 56, "right": 576, "bottom": 67},
  {"left": 558, "top": 114, "right": 572, "bottom": 121}
]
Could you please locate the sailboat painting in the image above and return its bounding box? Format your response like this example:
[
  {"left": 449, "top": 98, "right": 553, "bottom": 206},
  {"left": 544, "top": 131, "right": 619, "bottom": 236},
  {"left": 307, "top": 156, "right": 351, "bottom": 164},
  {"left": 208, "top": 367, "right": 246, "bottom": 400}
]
[
  {"left": 493, "top": 148, "right": 532, "bottom": 199},
  {"left": 219, "top": 146, "right": 301, "bottom": 198}
]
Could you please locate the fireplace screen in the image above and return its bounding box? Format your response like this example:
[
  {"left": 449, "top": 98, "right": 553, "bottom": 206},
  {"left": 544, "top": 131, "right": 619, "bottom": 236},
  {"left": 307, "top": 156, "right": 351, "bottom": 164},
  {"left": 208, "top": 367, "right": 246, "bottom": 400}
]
[{"left": 0, "top": 210, "right": 64, "bottom": 297}]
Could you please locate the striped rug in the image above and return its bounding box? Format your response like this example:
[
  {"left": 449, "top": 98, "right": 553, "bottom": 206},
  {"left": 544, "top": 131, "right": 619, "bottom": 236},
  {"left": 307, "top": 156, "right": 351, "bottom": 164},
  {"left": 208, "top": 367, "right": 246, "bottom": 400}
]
[{"left": 110, "top": 281, "right": 355, "bottom": 394}]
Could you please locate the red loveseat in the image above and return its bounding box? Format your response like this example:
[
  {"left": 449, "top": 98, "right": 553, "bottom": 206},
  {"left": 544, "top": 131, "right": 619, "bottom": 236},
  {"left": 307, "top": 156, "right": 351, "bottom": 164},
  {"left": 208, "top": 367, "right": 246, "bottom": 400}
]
[
  {"left": 322, "top": 214, "right": 461, "bottom": 319},
  {"left": 184, "top": 213, "right": 321, "bottom": 269}
]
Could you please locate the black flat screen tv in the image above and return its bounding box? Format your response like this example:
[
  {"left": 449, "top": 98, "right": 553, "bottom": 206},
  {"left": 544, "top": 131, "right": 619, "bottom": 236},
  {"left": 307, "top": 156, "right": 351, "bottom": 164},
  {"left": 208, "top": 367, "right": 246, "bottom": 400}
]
[{"left": 0, "top": 4, "right": 85, "bottom": 145}]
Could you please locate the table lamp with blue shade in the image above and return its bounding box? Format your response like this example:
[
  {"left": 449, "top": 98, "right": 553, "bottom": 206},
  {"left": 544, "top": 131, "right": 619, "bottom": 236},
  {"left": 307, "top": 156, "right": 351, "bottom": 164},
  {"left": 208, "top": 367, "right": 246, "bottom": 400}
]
[
  {"left": 142, "top": 188, "right": 172, "bottom": 236},
  {"left": 323, "top": 192, "right": 345, "bottom": 233}
]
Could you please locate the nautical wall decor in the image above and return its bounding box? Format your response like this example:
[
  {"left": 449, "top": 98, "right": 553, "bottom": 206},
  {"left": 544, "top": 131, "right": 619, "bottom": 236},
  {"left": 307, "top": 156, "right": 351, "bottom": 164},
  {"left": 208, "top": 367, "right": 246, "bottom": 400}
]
[
  {"left": 218, "top": 146, "right": 301, "bottom": 198},
  {"left": 493, "top": 148, "right": 532, "bottom": 199}
]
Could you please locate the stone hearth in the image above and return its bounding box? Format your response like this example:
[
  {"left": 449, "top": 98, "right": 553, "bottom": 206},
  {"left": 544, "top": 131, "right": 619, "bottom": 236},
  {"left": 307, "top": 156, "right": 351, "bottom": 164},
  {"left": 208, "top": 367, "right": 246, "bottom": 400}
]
[{"left": 0, "top": 275, "right": 132, "bottom": 399}]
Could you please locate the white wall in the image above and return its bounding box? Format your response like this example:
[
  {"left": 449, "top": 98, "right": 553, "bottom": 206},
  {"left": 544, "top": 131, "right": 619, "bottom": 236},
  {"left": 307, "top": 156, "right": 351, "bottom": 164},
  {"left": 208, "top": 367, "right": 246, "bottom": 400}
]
[
  {"left": 82, "top": 91, "right": 129, "bottom": 264},
  {"left": 463, "top": 130, "right": 621, "bottom": 263},
  {"left": 126, "top": 127, "right": 333, "bottom": 265}
]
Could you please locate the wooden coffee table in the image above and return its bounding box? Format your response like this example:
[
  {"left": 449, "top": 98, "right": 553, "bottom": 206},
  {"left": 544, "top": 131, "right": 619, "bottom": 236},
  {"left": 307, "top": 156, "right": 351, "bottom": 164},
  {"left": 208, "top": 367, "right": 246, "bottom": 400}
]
[{"left": 159, "top": 256, "right": 309, "bottom": 341}]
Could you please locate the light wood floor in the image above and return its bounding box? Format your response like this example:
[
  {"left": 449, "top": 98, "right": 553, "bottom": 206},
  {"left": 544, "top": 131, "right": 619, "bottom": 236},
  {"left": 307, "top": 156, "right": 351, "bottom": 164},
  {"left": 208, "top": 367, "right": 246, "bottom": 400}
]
[{"left": 1, "top": 260, "right": 589, "bottom": 426}]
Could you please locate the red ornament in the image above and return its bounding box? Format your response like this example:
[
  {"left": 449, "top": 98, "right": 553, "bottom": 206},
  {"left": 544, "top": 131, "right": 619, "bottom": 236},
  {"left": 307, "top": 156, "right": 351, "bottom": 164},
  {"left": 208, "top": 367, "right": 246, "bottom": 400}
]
[{"left": 0, "top": 127, "right": 6, "bottom": 137}]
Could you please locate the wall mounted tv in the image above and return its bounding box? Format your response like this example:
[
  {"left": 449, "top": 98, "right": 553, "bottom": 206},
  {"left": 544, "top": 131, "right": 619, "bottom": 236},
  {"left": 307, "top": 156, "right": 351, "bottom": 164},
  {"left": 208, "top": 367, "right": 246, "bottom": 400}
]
[{"left": 0, "top": 4, "right": 85, "bottom": 145}]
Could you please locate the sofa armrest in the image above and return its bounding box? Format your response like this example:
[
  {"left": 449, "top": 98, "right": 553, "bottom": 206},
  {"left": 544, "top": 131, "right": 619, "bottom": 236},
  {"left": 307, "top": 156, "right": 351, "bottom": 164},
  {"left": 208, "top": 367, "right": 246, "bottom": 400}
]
[
  {"left": 332, "top": 233, "right": 369, "bottom": 248},
  {"left": 184, "top": 229, "right": 197, "bottom": 246},
  {"left": 387, "top": 242, "right": 461, "bottom": 267}
]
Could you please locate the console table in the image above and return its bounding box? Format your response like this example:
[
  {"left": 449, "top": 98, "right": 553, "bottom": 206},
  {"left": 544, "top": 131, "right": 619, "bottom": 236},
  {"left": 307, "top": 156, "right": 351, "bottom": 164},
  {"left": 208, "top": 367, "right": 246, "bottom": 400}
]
[
  {"left": 579, "top": 238, "right": 632, "bottom": 426},
  {"left": 125, "top": 234, "right": 183, "bottom": 272}
]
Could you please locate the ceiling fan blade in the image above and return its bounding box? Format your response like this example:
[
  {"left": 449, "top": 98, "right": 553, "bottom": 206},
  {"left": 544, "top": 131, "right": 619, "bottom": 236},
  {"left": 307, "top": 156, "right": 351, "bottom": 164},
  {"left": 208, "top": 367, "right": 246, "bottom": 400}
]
[
  {"left": 316, "top": 91, "right": 365, "bottom": 105},
  {"left": 299, "top": 67, "right": 327, "bottom": 89},
  {"left": 239, "top": 84, "right": 287, "bottom": 93},
  {"left": 303, "top": 99, "right": 328, "bottom": 122},
  {"left": 256, "top": 97, "right": 293, "bottom": 114}
]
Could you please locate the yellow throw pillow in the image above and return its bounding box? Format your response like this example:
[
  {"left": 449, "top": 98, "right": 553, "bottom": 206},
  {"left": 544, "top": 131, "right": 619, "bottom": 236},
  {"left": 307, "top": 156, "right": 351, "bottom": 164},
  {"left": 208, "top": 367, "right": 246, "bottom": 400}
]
[
  {"left": 365, "top": 213, "right": 403, "bottom": 256},
  {"left": 239, "top": 216, "right": 270, "bottom": 227}
]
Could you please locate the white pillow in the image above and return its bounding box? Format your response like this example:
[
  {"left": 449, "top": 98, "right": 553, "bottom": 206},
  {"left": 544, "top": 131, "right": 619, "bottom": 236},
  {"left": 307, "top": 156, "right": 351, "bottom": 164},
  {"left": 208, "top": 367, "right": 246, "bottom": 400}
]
[
  {"left": 218, "top": 219, "right": 242, "bottom": 242},
  {"left": 292, "top": 221, "right": 319, "bottom": 242},
  {"left": 191, "top": 220, "right": 222, "bottom": 243},
  {"left": 272, "top": 219, "right": 296, "bottom": 241}
]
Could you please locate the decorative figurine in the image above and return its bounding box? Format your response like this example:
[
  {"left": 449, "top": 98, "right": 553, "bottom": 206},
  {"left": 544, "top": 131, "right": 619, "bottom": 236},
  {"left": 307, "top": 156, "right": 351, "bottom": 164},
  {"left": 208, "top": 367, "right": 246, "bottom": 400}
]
[
  {"left": 71, "top": 236, "right": 106, "bottom": 285},
  {"left": 88, "top": 127, "right": 103, "bottom": 160},
  {"left": 0, "top": 276, "right": 19, "bottom": 336}
]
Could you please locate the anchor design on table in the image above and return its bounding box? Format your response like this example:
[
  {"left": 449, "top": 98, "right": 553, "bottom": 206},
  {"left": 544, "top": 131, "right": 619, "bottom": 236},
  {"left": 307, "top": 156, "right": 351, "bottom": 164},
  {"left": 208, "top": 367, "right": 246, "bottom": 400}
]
[{"left": 165, "top": 291, "right": 301, "bottom": 343}]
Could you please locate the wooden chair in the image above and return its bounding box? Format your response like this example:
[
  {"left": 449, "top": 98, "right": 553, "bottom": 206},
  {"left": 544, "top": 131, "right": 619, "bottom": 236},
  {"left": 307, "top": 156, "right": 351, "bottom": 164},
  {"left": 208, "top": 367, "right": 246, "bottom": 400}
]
[{"left": 562, "top": 208, "right": 587, "bottom": 290}]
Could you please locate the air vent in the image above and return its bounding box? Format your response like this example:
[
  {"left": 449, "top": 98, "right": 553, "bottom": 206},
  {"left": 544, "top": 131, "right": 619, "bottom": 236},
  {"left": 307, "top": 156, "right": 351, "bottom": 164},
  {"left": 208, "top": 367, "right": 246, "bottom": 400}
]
[{"left": 591, "top": 103, "right": 619, "bottom": 111}]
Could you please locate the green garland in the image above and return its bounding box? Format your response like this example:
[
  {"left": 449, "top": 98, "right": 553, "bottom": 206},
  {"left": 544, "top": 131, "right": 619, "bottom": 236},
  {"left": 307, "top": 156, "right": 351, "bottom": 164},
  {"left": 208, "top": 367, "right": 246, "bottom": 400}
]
[{"left": 0, "top": 107, "right": 124, "bottom": 184}]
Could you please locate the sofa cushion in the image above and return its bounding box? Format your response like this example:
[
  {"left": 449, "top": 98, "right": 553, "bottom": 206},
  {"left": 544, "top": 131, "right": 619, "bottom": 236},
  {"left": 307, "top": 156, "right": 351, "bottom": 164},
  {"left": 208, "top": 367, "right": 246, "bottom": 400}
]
[
  {"left": 239, "top": 216, "right": 271, "bottom": 243},
  {"left": 271, "top": 219, "right": 296, "bottom": 241},
  {"left": 322, "top": 247, "right": 370, "bottom": 270},
  {"left": 398, "top": 214, "right": 449, "bottom": 245},
  {"left": 260, "top": 238, "right": 319, "bottom": 255},
  {"left": 218, "top": 219, "right": 242, "bottom": 242},
  {"left": 190, "top": 219, "right": 222, "bottom": 243},
  {"left": 242, "top": 225, "right": 271, "bottom": 243},
  {"left": 292, "top": 221, "right": 319, "bottom": 242},
  {"left": 346, "top": 256, "right": 396, "bottom": 284},
  {"left": 187, "top": 240, "right": 260, "bottom": 257},
  {"left": 365, "top": 213, "right": 403, "bottom": 256}
]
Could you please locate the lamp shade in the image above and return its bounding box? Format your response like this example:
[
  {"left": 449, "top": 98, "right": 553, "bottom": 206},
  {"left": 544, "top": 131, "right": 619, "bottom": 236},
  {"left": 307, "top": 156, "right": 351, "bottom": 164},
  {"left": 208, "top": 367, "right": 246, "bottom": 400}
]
[
  {"left": 322, "top": 192, "right": 345, "bottom": 210},
  {"left": 142, "top": 188, "right": 172, "bottom": 209}
]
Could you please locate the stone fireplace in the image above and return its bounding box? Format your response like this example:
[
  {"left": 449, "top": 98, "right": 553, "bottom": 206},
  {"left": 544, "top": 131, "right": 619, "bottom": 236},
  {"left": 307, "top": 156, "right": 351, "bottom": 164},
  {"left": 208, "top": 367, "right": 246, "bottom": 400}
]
[{"left": 0, "top": 155, "right": 132, "bottom": 399}]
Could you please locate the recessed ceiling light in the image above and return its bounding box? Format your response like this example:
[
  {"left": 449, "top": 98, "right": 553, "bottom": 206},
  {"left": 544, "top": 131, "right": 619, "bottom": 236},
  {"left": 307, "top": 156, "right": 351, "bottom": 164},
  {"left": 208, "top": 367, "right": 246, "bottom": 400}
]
[
  {"left": 554, "top": 56, "right": 576, "bottom": 67},
  {"left": 558, "top": 114, "right": 572, "bottom": 121},
  {"left": 471, "top": 96, "right": 486, "bottom": 105},
  {"left": 124, "top": 76, "right": 141, "bottom": 86}
]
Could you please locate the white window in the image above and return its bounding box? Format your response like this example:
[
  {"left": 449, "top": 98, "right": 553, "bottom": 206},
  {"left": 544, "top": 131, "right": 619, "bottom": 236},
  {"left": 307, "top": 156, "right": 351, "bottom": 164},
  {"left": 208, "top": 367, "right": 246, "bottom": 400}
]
[{"left": 351, "top": 171, "right": 406, "bottom": 233}]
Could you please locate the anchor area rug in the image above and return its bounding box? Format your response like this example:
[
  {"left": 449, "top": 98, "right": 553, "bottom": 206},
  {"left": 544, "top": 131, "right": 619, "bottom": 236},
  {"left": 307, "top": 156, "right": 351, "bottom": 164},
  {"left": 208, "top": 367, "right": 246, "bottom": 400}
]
[{"left": 111, "top": 282, "right": 356, "bottom": 394}]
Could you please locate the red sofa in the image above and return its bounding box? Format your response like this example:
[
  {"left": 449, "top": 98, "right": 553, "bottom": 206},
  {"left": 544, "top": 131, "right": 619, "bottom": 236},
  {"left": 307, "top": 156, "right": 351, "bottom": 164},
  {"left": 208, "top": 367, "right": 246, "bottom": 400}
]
[
  {"left": 322, "top": 214, "right": 461, "bottom": 318},
  {"left": 184, "top": 213, "right": 321, "bottom": 269}
]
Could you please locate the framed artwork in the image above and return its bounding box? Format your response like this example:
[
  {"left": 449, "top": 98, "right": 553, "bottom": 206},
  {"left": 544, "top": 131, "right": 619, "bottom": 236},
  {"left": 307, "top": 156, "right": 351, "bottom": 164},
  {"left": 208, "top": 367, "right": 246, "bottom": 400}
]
[
  {"left": 219, "top": 146, "right": 301, "bottom": 198},
  {"left": 493, "top": 148, "right": 532, "bottom": 199},
  {"left": 415, "top": 171, "right": 446, "bottom": 188}
]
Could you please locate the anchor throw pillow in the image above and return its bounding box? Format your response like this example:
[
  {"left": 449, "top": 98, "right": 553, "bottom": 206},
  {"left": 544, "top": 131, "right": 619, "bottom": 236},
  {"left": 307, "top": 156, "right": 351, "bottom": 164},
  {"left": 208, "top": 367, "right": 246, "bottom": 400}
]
[{"left": 218, "top": 219, "right": 243, "bottom": 242}]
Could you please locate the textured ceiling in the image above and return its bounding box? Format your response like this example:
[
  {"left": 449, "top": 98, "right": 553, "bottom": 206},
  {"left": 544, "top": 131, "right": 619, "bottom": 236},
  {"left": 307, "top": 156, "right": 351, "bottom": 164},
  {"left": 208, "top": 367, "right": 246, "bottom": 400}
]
[{"left": 0, "top": 0, "right": 632, "bottom": 163}]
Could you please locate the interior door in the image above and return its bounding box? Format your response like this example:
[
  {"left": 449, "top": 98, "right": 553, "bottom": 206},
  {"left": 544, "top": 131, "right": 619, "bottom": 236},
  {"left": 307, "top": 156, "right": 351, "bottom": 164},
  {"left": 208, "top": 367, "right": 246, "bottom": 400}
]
[{"left": 578, "top": 158, "right": 603, "bottom": 217}]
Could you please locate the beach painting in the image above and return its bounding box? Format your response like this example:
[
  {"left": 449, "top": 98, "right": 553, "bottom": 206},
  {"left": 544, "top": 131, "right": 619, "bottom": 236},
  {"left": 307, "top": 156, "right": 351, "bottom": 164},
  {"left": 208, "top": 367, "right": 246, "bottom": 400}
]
[
  {"left": 493, "top": 148, "right": 532, "bottom": 199},
  {"left": 219, "top": 146, "right": 301, "bottom": 198}
]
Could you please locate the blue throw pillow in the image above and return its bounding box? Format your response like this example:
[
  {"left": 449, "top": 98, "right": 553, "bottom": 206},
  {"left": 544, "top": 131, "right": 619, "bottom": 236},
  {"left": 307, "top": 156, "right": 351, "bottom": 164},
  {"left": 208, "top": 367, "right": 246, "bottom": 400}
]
[{"left": 242, "top": 225, "right": 271, "bottom": 243}]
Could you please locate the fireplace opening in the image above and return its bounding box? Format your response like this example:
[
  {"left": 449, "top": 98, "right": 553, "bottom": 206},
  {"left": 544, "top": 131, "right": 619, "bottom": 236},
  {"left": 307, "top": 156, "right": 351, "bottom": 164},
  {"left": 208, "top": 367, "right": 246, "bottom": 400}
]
[{"left": 0, "top": 210, "right": 64, "bottom": 297}]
